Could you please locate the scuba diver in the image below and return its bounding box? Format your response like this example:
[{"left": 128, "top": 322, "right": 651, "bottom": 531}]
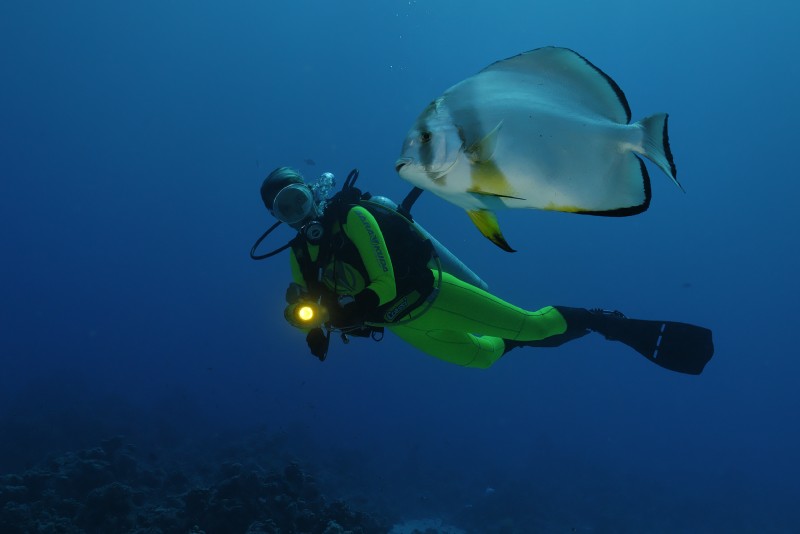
[{"left": 251, "top": 167, "right": 714, "bottom": 374}]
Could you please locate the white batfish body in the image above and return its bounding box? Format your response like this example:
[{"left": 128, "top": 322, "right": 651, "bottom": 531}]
[{"left": 396, "top": 47, "right": 679, "bottom": 251}]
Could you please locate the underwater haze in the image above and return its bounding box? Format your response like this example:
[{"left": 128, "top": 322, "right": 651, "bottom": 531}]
[{"left": 2, "top": 0, "right": 799, "bottom": 531}]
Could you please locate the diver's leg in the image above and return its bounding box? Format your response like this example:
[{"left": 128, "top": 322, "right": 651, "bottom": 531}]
[
  {"left": 391, "top": 274, "right": 713, "bottom": 373},
  {"left": 421, "top": 272, "right": 570, "bottom": 341},
  {"left": 389, "top": 321, "right": 505, "bottom": 369},
  {"left": 502, "top": 323, "right": 590, "bottom": 351},
  {"left": 386, "top": 272, "right": 579, "bottom": 367}
]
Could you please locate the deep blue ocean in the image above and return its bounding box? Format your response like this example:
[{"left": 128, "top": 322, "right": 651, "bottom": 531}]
[{"left": 2, "top": 1, "right": 798, "bottom": 532}]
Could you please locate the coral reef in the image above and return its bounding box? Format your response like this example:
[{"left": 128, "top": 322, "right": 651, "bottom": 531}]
[{"left": 0, "top": 435, "right": 386, "bottom": 533}]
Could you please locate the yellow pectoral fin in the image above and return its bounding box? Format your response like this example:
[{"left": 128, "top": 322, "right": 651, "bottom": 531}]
[
  {"left": 466, "top": 209, "right": 515, "bottom": 252},
  {"left": 467, "top": 159, "right": 523, "bottom": 200}
]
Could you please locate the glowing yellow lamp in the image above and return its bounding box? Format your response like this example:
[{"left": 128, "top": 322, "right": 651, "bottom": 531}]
[
  {"left": 284, "top": 301, "right": 328, "bottom": 328},
  {"left": 297, "top": 305, "right": 315, "bottom": 322}
]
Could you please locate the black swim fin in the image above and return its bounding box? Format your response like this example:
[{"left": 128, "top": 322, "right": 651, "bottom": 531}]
[
  {"left": 590, "top": 310, "right": 714, "bottom": 375},
  {"left": 551, "top": 307, "right": 715, "bottom": 375}
]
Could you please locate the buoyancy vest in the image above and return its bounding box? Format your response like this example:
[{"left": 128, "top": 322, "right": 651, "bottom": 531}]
[{"left": 290, "top": 187, "right": 435, "bottom": 325}]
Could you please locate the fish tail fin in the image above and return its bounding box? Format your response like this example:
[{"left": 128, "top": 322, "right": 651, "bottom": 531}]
[{"left": 637, "top": 113, "right": 683, "bottom": 192}]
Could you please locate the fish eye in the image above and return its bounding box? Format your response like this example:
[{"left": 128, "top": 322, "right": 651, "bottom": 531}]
[{"left": 420, "top": 131, "right": 432, "bottom": 144}]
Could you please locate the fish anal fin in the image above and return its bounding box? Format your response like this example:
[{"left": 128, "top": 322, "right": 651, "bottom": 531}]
[
  {"left": 467, "top": 209, "right": 516, "bottom": 252},
  {"left": 542, "top": 202, "right": 583, "bottom": 213}
]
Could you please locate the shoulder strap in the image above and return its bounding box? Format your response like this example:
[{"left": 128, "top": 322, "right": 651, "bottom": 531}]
[
  {"left": 289, "top": 235, "right": 316, "bottom": 290},
  {"left": 290, "top": 233, "right": 332, "bottom": 299}
]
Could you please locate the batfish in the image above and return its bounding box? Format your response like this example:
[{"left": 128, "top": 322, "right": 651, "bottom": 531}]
[{"left": 395, "top": 47, "right": 680, "bottom": 251}]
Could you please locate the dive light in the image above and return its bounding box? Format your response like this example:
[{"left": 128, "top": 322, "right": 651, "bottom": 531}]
[{"left": 284, "top": 301, "right": 329, "bottom": 329}]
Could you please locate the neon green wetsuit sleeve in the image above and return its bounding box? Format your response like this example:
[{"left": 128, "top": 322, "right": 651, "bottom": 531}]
[{"left": 341, "top": 205, "right": 397, "bottom": 305}]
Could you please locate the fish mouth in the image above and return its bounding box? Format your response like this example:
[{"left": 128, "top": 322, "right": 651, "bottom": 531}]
[
  {"left": 396, "top": 158, "right": 453, "bottom": 184},
  {"left": 395, "top": 158, "right": 412, "bottom": 173}
]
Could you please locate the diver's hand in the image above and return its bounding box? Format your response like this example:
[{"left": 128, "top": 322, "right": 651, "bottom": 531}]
[
  {"left": 329, "top": 301, "right": 360, "bottom": 328},
  {"left": 306, "top": 328, "right": 328, "bottom": 361},
  {"left": 330, "top": 290, "right": 379, "bottom": 328}
]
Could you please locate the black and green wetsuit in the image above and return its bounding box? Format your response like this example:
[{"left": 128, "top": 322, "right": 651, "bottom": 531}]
[{"left": 288, "top": 204, "right": 569, "bottom": 368}]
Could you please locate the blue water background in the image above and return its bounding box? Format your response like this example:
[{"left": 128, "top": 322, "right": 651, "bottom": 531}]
[{"left": 2, "top": 0, "right": 798, "bottom": 530}]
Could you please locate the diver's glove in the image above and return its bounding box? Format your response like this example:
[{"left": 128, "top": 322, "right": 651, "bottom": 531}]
[
  {"left": 306, "top": 328, "right": 329, "bottom": 361},
  {"left": 330, "top": 289, "right": 380, "bottom": 328}
]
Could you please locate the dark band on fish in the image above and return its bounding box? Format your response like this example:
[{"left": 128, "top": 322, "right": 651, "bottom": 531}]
[
  {"left": 413, "top": 100, "right": 441, "bottom": 172},
  {"left": 662, "top": 114, "right": 677, "bottom": 180},
  {"left": 570, "top": 49, "right": 632, "bottom": 124},
  {"left": 578, "top": 157, "right": 652, "bottom": 217}
]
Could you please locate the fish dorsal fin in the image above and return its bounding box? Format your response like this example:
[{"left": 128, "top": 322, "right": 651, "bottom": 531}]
[
  {"left": 479, "top": 46, "right": 632, "bottom": 124},
  {"left": 466, "top": 209, "right": 515, "bottom": 252},
  {"left": 466, "top": 120, "right": 503, "bottom": 163}
]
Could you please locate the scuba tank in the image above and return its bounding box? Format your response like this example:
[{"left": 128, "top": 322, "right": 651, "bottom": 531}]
[{"left": 368, "top": 195, "right": 488, "bottom": 291}]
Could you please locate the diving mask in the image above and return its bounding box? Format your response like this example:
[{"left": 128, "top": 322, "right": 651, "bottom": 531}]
[{"left": 271, "top": 183, "right": 317, "bottom": 225}]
